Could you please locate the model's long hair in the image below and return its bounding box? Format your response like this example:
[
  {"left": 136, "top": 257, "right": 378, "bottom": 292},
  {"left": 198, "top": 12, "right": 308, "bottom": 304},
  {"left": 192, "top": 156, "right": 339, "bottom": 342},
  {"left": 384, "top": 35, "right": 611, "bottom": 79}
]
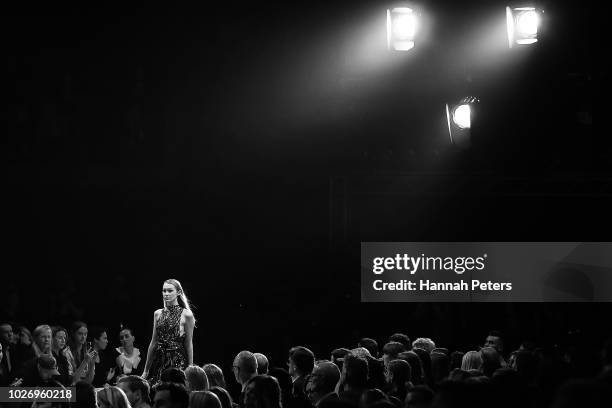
[{"left": 163, "top": 278, "right": 196, "bottom": 323}]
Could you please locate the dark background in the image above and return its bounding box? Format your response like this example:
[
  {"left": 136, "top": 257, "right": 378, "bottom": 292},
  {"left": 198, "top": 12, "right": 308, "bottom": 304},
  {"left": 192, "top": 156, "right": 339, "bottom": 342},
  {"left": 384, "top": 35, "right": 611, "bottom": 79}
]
[{"left": 2, "top": 0, "right": 603, "bottom": 386}]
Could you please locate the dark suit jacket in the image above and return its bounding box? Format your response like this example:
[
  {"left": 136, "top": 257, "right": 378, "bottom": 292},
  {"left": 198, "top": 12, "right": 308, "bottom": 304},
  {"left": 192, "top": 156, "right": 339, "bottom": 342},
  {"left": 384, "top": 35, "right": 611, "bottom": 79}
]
[
  {"left": 289, "top": 377, "right": 314, "bottom": 408},
  {"left": 0, "top": 344, "right": 14, "bottom": 381},
  {"left": 292, "top": 375, "right": 307, "bottom": 397}
]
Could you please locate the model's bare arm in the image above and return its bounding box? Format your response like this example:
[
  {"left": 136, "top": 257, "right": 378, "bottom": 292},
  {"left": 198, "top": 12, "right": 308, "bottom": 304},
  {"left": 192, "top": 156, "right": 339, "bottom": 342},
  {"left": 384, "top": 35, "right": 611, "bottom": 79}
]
[{"left": 142, "top": 310, "right": 160, "bottom": 378}]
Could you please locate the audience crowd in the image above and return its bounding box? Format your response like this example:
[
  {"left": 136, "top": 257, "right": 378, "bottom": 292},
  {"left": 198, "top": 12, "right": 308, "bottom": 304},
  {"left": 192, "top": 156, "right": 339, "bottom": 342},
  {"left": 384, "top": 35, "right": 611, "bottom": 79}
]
[{"left": 1, "top": 321, "right": 611, "bottom": 407}]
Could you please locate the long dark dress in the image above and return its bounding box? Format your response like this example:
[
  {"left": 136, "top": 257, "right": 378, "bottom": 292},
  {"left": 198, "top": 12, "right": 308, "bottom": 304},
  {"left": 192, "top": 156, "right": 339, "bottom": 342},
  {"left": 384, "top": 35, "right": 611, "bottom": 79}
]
[{"left": 147, "top": 305, "right": 187, "bottom": 385}]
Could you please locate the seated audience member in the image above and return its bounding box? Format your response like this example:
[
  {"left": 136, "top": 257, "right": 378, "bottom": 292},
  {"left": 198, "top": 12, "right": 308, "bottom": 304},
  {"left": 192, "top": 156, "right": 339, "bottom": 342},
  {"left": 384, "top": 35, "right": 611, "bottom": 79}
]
[
  {"left": 429, "top": 352, "right": 450, "bottom": 387},
  {"left": 51, "top": 326, "right": 71, "bottom": 386},
  {"left": 484, "top": 330, "right": 507, "bottom": 367},
  {"left": 191, "top": 391, "right": 223, "bottom": 408},
  {"left": 14, "top": 325, "right": 56, "bottom": 383},
  {"left": 0, "top": 323, "right": 14, "bottom": 382},
  {"left": 359, "top": 389, "right": 388, "bottom": 408},
  {"left": 210, "top": 386, "right": 238, "bottom": 408},
  {"left": 338, "top": 354, "right": 368, "bottom": 407},
  {"left": 74, "top": 381, "right": 98, "bottom": 408},
  {"left": 330, "top": 349, "right": 350, "bottom": 372},
  {"left": 460, "top": 351, "right": 482, "bottom": 372},
  {"left": 152, "top": 382, "right": 190, "bottom": 408},
  {"left": 233, "top": 351, "right": 258, "bottom": 406},
  {"left": 90, "top": 327, "right": 120, "bottom": 387},
  {"left": 32, "top": 324, "right": 53, "bottom": 356},
  {"left": 305, "top": 361, "right": 340, "bottom": 407},
  {"left": 67, "top": 322, "right": 88, "bottom": 372},
  {"left": 254, "top": 353, "right": 270, "bottom": 375},
  {"left": 358, "top": 338, "right": 379, "bottom": 358},
  {"left": 411, "top": 348, "right": 432, "bottom": 387},
  {"left": 118, "top": 375, "right": 152, "bottom": 408},
  {"left": 267, "top": 367, "right": 292, "bottom": 408},
  {"left": 448, "top": 352, "right": 464, "bottom": 371},
  {"left": 388, "top": 334, "right": 411, "bottom": 350},
  {"left": 19, "top": 354, "right": 66, "bottom": 387},
  {"left": 381, "top": 342, "right": 405, "bottom": 371},
  {"left": 244, "top": 375, "right": 283, "bottom": 408},
  {"left": 288, "top": 346, "right": 315, "bottom": 399},
  {"left": 397, "top": 351, "right": 423, "bottom": 385},
  {"left": 66, "top": 321, "right": 95, "bottom": 385},
  {"left": 385, "top": 359, "right": 411, "bottom": 403},
  {"left": 204, "top": 363, "right": 227, "bottom": 389},
  {"left": 479, "top": 347, "right": 501, "bottom": 378},
  {"left": 412, "top": 338, "right": 435, "bottom": 354},
  {"left": 13, "top": 326, "right": 36, "bottom": 369},
  {"left": 185, "top": 364, "right": 209, "bottom": 391},
  {"left": 431, "top": 348, "right": 449, "bottom": 356},
  {"left": 116, "top": 327, "right": 144, "bottom": 377},
  {"left": 404, "top": 385, "right": 434, "bottom": 408},
  {"left": 161, "top": 367, "right": 187, "bottom": 386},
  {"left": 97, "top": 385, "right": 131, "bottom": 408}
]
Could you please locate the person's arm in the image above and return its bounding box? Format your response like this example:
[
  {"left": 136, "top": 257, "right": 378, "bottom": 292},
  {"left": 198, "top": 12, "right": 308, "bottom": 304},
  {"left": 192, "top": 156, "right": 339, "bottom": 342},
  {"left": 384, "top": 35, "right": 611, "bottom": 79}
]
[
  {"left": 83, "top": 356, "right": 96, "bottom": 385},
  {"left": 142, "top": 310, "right": 160, "bottom": 379},
  {"left": 71, "top": 350, "right": 96, "bottom": 385},
  {"left": 183, "top": 310, "right": 195, "bottom": 366}
]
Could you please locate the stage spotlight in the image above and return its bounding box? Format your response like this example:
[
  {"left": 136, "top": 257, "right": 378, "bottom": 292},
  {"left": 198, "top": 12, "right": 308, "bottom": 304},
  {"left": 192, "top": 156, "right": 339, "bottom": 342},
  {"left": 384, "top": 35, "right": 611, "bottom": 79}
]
[
  {"left": 387, "top": 7, "right": 417, "bottom": 51},
  {"left": 445, "top": 96, "right": 480, "bottom": 149},
  {"left": 506, "top": 6, "right": 542, "bottom": 47},
  {"left": 453, "top": 104, "right": 471, "bottom": 129}
]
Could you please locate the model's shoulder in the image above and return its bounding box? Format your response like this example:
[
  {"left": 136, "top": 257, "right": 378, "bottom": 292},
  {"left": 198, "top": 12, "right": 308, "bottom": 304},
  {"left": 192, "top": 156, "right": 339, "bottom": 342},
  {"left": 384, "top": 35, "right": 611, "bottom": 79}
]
[
  {"left": 154, "top": 308, "right": 163, "bottom": 317},
  {"left": 182, "top": 308, "right": 194, "bottom": 318}
]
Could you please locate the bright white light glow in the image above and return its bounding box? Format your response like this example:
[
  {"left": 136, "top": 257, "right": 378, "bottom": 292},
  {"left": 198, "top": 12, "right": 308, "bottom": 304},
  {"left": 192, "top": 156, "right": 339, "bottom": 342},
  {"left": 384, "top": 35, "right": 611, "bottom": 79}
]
[
  {"left": 453, "top": 104, "right": 471, "bottom": 129},
  {"left": 387, "top": 8, "right": 416, "bottom": 51},
  {"left": 517, "top": 10, "right": 538, "bottom": 35},
  {"left": 506, "top": 6, "right": 539, "bottom": 47},
  {"left": 393, "top": 15, "right": 416, "bottom": 40}
]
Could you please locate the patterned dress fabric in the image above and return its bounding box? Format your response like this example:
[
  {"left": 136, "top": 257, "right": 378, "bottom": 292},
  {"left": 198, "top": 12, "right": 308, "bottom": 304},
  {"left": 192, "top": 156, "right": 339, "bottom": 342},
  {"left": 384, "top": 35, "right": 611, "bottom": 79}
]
[{"left": 147, "top": 305, "right": 186, "bottom": 385}]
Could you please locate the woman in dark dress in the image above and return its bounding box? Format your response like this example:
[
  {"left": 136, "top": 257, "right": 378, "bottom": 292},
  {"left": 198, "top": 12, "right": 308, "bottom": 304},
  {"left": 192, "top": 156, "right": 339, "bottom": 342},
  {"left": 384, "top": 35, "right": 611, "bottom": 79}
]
[
  {"left": 90, "top": 327, "right": 120, "bottom": 387},
  {"left": 51, "top": 326, "right": 72, "bottom": 386},
  {"left": 142, "top": 278, "right": 195, "bottom": 385}
]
